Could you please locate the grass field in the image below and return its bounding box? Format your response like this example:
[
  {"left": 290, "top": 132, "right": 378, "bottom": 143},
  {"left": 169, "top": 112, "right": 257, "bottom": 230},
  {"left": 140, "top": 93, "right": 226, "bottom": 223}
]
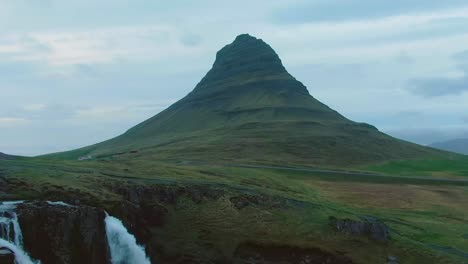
[
  {"left": 1, "top": 155, "right": 467, "bottom": 263},
  {"left": 367, "top": 156, "right": 468, "bottom": 178}
]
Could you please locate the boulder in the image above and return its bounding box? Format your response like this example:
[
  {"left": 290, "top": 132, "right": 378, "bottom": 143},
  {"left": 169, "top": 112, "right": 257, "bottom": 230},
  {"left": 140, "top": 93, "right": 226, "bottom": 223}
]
[{"left": 329, "top": 216, "right": 390, "bottom": 242}]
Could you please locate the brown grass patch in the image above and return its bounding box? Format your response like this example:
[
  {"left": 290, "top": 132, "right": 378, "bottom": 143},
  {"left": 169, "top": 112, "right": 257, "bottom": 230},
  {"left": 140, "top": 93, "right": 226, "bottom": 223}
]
[{"left": 310, "top": 180, "right": 468, "bottom": 214}]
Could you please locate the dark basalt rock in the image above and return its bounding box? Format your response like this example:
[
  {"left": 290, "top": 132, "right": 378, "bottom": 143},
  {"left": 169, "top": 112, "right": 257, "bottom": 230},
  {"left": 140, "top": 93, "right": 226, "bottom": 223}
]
[
  {"left": 329, "top": 216, "right": 390, "bottom": 242},
  {"left": 16, "top": 202, "right": 109, "bottom": 264},
  {"left": 109, "top": 183, "right": 224, "bottom": 207},
  {"left": 196, "top": 34, "right": 293, "bottom": 89},
  {"left": 0, "top": 247, "right": 14, "bottom": 264},
  {"left": 233, "top": 242, "right": 353, "bottom": 264},
  {"left": 190, "top": 34, "right": 311, "bottom": 101},
  {"left": 106, "top": 184, "right": 224, "bottom": 260}
]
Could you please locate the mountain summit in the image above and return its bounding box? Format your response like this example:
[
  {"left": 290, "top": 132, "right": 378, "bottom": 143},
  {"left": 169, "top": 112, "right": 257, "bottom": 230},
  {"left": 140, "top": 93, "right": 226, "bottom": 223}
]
[
  {"left": 193, "top": 34, "right": 292, "bottom": 94},
  {"left": 124, "top": 34, "right": 346, "bottom": 138},
  {"left": 56, "top": 34, "right": 442, "bottom": 166}
]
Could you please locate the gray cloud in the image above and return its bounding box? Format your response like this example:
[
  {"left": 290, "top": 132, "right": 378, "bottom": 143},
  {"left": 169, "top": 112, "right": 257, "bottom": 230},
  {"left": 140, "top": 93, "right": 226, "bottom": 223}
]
[
  {"left": 4, "top": 104, "right": 76, "bottom": 121},
  {"left": 272, "top": 0, "right": 468, "bottom": 23},
  {"left": 74, "top": 64, "right": 97, "bottom": 77},
  {"left": 394, "top": 52, "right": 414, "bottom": 65},
  {"left": 180, "top": 33, "right": 202, "bottom": 47},
  {"left": 409, "top": 75, "right": 468, "bottom": 97},
  {"left": 20, "top": 35, "right": 52, "bottom": 53},
  {"left": 453, "top": 50, "right": 468, "bottom": 62},
  {"left": 386, "top": 127, "right": 468, "bottom": 145},
  {"left": 2, "top": 1, "right": 468, "bottom": 155},
  {"left": 392, "top": 110, "right": 423, "bottom": 119},
  {"left": 14, "top": 0, "right": 54, "bottom": 9},
  {"left": 408, "top": 50, "right": 468, "bottom": 97},
  {"left": 0, "top": 60, "right": 39, "bottom": 82}
]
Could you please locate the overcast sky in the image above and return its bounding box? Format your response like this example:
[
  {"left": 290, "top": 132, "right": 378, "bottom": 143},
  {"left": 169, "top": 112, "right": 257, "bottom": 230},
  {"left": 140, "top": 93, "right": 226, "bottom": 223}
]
[{"left": 1, "top": 0, "right": 468, "bottom": 156}]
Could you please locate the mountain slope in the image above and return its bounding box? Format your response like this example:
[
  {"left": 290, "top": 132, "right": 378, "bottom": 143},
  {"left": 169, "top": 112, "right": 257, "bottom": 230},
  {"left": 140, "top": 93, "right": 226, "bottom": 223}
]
[
  {"left": 0, "top": 152, "right": 14, "bottom": 160},
  {"left": 52, "top": 34, "right": 444, "bottom": 166},
  {"left": 430, "top": 138, "right": 468, "bottom": 155},
  {"left": 123, "top": 33, "right": 347, "bottom": 138}
]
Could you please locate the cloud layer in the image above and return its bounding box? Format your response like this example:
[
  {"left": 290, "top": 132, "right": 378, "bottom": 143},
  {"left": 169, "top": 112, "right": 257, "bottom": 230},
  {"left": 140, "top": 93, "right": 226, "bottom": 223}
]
[{"left": 1, "top": 1, "right": 468, "bottom": 155}]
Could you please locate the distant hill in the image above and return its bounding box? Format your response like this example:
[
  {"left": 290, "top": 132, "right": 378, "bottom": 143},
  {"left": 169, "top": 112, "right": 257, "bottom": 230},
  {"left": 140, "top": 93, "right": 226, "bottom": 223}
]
[
  {"left": 49, "top": 34, "right": 445, "bottom": 167},
  {"left": 0, "top": 152, "right": 14, "bottom": 160},
  {"left": 430, "top": 138, "right": 468, "bottom": 155}
]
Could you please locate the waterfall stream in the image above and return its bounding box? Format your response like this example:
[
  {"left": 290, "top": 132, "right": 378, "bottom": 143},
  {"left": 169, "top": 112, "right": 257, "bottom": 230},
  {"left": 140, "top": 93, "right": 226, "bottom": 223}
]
[
  {"left": 0, "top": 201, "right": 151, "bottom": 264},
  {"left": 0, "top": 201, "right": 39, "bottom": 264},
  {"left": 105, "top": 213, "right": 151, "bottom": 264}
]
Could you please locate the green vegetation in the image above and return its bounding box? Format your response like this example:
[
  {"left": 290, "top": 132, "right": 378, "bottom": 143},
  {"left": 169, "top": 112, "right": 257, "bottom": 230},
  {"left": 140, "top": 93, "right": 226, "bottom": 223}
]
[
  {"left": 368, "top": 156, "right": 468, "bottom": 178},
  {"left": 1, "top": 156, "right": 467, "bottom": 263}
]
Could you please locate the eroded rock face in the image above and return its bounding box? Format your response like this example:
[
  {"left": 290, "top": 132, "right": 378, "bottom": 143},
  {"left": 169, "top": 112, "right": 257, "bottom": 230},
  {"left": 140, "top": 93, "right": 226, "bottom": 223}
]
[
  {"left": 233, "top": 242, "right": 353, "bottom": 264},
  {"left": 0, "top": 247, "right": 14, "bottom": 264},
  {"left": 329, "top": 216, "right": 390, "bottom": 242},
  {"left": 106, "top": 183, "right": 223, "bottom": 259},
  {"left": 16, "top": 202, "right": 109, "bottom": 264}
]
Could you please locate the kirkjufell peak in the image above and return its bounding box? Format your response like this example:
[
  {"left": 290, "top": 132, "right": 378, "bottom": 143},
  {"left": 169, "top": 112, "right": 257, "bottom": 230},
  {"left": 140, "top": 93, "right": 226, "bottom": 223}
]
[
  {"left": 214, "top": 34, "right": 286, "bottom": 73},
  {"left": 56, "top": 34, "right": 441, "bottom": 167},
  {"left": 194, "top": 33, "right": 292, "bottom": 95}
]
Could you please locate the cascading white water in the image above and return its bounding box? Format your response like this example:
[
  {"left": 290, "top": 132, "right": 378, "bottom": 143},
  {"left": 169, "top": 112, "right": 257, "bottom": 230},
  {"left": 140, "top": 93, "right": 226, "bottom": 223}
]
[
  {"left": 105, "top": 213, "right": 151, "bottom": 264},
  {"left": 0, "top": 239, "right": 36, "bottom": 264},
  {"left": 0, "top": 201, "right": 39, "bottom": 264},
  {"left": 0, "top": 201, "right": 24, "bottom": 247}
]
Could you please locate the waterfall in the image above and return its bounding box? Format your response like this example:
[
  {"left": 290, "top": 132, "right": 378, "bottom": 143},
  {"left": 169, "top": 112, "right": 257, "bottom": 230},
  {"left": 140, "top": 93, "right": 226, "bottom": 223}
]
[
  {"left": 0, "top": 239, "right": 36, "bottom": 264},
  {"left": 0, "top": 201, "right": 23, "bottom": 246},
  {"left": 105, "top": 213, "right": 151, "bottom": 264},
  {"left": 0, "top": 201, "right": 39, "bottom": 264}
]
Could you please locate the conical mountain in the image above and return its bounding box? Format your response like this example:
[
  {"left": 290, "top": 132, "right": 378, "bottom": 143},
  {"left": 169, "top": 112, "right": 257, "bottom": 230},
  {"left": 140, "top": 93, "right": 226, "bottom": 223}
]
[
  {"left": 56, "top": 34, "right": 442, "bottom": 166},
  {"left": 125, "top": 34, "right": 347, "bottom": 138}
]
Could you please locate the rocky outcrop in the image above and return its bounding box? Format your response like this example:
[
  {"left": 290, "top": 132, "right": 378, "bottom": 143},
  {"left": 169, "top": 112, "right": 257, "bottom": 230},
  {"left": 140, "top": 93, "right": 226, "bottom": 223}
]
[
  {"left": 106, "top": 183, "right": 223, "bottom": 256},
  {"left": 109, "top": 183, "right": 224, "bottom": 206},
  {"left": 229, "top": 194, "right": 285, "bottom": 210},
  {"left": 0, "top": 247, "right": 14, "bottom": 264},
  {"left": 16, "top": 202, "right": 109, "bottom": 264},
  {"left": 329, "top": 216, "right": 390, "bottom": 242},
  {"left": 233, "top": 242, "right": 353, "bottom": 264}
]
